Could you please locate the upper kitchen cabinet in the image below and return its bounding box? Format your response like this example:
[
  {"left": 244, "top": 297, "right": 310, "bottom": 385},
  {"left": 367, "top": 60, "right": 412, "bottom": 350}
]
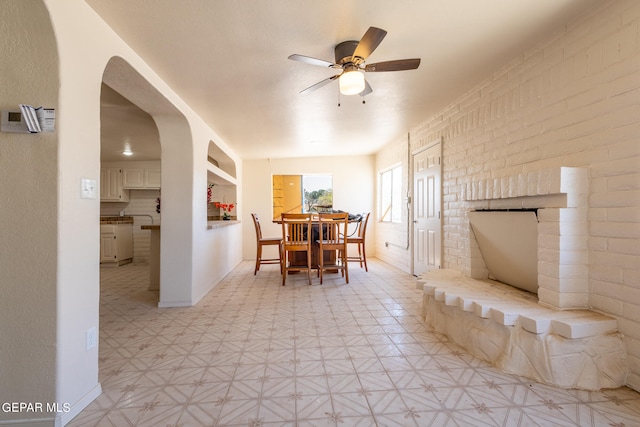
[
  {"left": 122, "top": 168, "right": 145, "bottom": 188},
  {"left": 145, "top": 168, "right": 161, "bottom": 188},
  {"left": 119, "top": 161, "right": 161, "bottom": 189},
  {"left": 101, "top": 167, "right": 129, "bottom": 202},
  {"left": 101, "top": 161, "right": 160, "bottom": 201}
]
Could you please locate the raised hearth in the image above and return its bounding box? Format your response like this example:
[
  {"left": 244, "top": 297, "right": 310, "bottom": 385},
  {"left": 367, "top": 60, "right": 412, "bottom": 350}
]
[{"left": 418, "top": 269, "right": 626, "bottom": 390}]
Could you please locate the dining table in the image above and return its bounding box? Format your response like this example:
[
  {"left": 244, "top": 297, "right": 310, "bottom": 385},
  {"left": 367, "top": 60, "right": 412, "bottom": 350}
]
[{"left": 273, "top": 215, "right": 360, "bottom": 269}]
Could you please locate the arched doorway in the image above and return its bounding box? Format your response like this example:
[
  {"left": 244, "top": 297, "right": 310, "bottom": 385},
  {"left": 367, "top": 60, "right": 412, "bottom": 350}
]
[{"left": 101, "top": 57, "right": 195, "bottom": 305}]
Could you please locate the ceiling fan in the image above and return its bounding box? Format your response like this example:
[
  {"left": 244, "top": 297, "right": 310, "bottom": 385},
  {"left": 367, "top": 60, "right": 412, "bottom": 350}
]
[{"left": 288, "top": 26, "right": 420, "bottom": 97}]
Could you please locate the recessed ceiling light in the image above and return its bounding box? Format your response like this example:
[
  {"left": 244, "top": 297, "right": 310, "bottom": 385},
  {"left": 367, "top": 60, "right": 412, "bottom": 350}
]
[{"left": 123, "top": 141, "right": 133, "bottom": 156}]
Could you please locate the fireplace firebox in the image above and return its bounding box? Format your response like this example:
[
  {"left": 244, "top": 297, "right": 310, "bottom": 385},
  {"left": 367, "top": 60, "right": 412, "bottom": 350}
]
[{"left": 469, "top": 209, "right": 538, "bottom": 295}]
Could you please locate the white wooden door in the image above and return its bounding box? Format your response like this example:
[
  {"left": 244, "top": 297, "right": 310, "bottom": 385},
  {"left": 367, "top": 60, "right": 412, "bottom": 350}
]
[{"left": 413, "top": 142, "right": 441, "bottom": 275}]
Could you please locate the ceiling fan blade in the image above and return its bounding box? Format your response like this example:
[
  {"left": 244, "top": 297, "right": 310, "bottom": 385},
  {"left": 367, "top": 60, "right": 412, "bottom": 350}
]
[
  {"left": 352, "top": 27, "right": 387, "bottom": 61},
  {"left": 299, "top": 74, "right": 340, "bottom": 95},
  {"left": 360, "top": 79, "right": 373, "bottom": 96},
  {"left": 365, "top": 58, "right": 421, "bottom": 72},
  {"left": 288, "top": 54, "right": 335, "bottom": 68}
]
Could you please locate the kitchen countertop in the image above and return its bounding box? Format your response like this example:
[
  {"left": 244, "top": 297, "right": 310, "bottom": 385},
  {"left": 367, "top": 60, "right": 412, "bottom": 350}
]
[
  {"left": 207, "top": 220, "right": 239, "bottom": 229},
  {"left": 100, "top": 216, "right": 134, "bottom": 224},
  {"left": 141, "top": 222, "right": 240, "bottom": 231}
]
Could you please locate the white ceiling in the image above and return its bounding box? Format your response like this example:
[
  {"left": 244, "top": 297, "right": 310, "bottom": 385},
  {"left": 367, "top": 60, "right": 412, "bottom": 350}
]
[
  {"left": 100, "top": 84, "right": 161, "bottom": 161},
  {"left": 88, "top": 0, "right": 601, "bottom": 161}
]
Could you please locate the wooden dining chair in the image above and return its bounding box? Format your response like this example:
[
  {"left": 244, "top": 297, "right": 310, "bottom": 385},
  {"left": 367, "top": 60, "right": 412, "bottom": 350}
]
[
  {"left": 317, "top": 212, "right": 349, "bottom": 284},
  {"left": 281, "top": 213, "right": 313, "bottom": 286},
  {"left": 251, "top": 213, "right": 283, "bottom": 275},
  {"left": 345, "top": 212, "right": 370, "bottom": 272}
]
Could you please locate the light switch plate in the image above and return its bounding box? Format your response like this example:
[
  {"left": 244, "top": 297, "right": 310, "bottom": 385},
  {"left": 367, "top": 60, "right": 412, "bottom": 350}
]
[
  {"left": 86, "top": 327, "right": 97, "bottom": 350},
  {"left": 81, "top": 178, "right": 97, "bottom": 199}
]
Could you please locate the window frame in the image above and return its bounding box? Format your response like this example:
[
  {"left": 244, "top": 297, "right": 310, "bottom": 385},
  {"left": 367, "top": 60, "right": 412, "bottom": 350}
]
[{"left": 379, "top": 164, "right": 402, "bottom": 223}]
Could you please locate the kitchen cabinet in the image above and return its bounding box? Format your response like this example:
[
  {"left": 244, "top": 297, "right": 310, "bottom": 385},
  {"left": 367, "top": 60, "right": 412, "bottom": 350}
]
[
  {"left": 122, "top": 168, "right": 145, "bottom": 188},
  {"left": 101, "top": 167, "right": 130, "bottom": 202},
  {"left": 100, "top": 224, "right": 133, "bottom": 265},
  {"left": 122, "top": 165, "right": 161, "bottom": 189},
  {"left": 145, "top": 169, "right": 161, "bottom": 188}
]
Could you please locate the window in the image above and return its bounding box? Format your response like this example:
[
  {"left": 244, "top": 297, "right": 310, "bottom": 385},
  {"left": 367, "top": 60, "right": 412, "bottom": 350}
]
[
  {"left": 380, "top": 165, "right": 402, "bottom": 223},
  {"left": 273, "top": 175, "right": 333, "bottom": 219},
  {"left": 302, "top": 175, "right": 333, "bottom": 213}
]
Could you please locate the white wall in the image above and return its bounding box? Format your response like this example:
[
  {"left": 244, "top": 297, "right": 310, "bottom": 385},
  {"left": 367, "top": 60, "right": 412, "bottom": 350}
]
[
  {"left": 0, "top": 1, "right": 243, "bottom": 425},
  {"left": 242, "top": 156, "right": 375, "bottom": 263},
  {"left": 376, "top": 0, "right": 640, "bottom": 390},
  {"left": 0, "top": 2, "right": 59, "bottom": 423},
  {"left": 374, "top": 134, "right": 413, "bottom": 273}
]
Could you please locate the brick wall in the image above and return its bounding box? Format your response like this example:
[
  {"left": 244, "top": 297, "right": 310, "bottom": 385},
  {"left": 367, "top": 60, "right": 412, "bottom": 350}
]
[{"left": 376, "top": 0, "right": 640, "bottom": 389}]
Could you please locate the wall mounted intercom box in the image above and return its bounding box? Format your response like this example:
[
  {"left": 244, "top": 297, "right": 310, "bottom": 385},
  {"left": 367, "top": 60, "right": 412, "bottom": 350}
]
[{"left": 1, "top": 106, "right": 55, "bottom": 133}]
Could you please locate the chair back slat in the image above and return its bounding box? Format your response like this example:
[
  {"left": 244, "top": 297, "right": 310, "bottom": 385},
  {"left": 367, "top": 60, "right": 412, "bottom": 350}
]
[
  {"left": 281, "top": 213, "right": 311, "bottom": 246},
  {"left": 358, "top": 212, "right": 370, "bottom": 238},
  {"left": 251, "top": 213, "right": 263, "bottom": 239},
  {"left": 345, "top": 212, "right": 370, "bottom": 272},
  {"left": 251, "top": 213, "right": 283, "bottom": 275},
  {"left": 316, "top": 212, "right": 349, "bottom": 284},
  {"left": 281, "top": 213, "right": 313, "bottom": 285},
  {"left": 317, "top": 213, "right": 348, "bottom": 246}
]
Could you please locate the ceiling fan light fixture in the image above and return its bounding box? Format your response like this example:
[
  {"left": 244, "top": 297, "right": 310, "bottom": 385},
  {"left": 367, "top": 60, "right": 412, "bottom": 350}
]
[{"left": 339, "top": 70, "right": 365, "bottom": 95}]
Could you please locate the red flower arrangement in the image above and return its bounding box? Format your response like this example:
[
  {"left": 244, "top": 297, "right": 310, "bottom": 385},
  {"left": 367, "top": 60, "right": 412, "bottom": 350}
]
[{"left": 215, "top": 202, "right": 236, "bottom": 220}]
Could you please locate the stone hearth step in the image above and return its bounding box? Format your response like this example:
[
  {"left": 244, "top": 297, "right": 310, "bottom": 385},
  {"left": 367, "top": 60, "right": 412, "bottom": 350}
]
[
  {"left": 418, "top": 270, "right": 618, "bottom": 339},
  {"left": 417, "top": 269, "right": 627, "bottom": 391}
]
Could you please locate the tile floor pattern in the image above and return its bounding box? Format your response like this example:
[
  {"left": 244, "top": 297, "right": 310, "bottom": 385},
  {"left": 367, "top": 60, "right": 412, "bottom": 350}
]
[{"left": 69, "top": 260, "right": 640, "bottom": 427}]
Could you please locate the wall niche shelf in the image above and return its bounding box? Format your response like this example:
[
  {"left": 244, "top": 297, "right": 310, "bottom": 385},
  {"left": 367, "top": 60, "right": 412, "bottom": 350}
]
[
  {"left": 208, "top": 141, "right": 236, "bottom": 180},
  {"left": 207, "top": 140, "right": 237, "bottom": 222},
  {"left": 207, "top": 164, "right": 236, "bottom": 186}
]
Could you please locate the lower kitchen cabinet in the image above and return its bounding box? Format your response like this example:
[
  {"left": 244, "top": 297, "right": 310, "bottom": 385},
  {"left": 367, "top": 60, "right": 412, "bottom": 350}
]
[{"left": 100, "top": 224, "right": 133, "bottom": 265}]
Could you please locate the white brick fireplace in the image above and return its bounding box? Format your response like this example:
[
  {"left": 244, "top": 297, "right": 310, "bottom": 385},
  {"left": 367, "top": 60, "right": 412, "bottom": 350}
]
[
  {"left": 465, "top": 166, "right": 589, "bottom": 310},
  {"left": 418, "top": 166, "right": 628, "bottom": 390}
]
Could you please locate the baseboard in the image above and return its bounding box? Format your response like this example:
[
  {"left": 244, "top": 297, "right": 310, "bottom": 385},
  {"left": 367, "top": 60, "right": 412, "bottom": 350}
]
[
  {"left": 157, "top": 300, "right": 193, "bottom": 308},
  {"left": 59, "top": 383, "right": 102, "bottom": 426}
]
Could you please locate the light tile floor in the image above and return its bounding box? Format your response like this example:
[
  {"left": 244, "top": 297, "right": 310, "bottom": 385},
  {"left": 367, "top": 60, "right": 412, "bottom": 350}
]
[{"left": 69, "top": 260, "right": 640, "bottom": 426}]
